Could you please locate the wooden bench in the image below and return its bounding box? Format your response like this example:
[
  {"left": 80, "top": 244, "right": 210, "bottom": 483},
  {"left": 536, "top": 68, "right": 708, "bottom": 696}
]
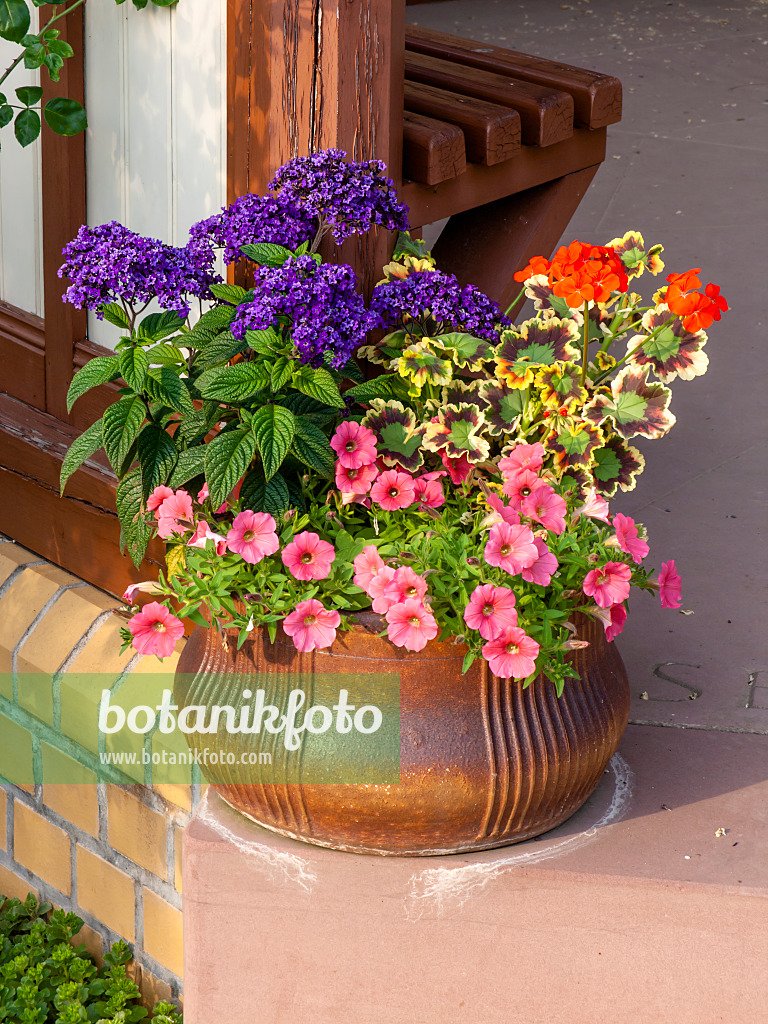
[{"left": 239, "top": 2, "right": 621, "bottom": 312}]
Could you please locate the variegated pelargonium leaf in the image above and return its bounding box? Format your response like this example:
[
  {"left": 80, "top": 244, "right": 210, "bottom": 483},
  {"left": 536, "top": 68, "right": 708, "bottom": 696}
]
[
  {"left": 591, "top": 435, "right": 646, "bottom": 497},
  {"left": 422, "top": 403, "right": 490, "bottom": 463},
  {"left": 478, "top": 381, "right": 525, "bottom": 437},
  {"left": 359, "top": 330, "right": 409, "bottom": 367},
  {"left": 397, "top": 338, "right": 453, "bottom": 389},
  {"left": 607, "top": 230, "right": 665, "bottom": 279},
  {"left": 627, "top": 306, "right": 708, "bottom": 383},
  {"left": 499, "top": 317, "right": 580, "bottom": 365},
  {"left": 534, "top": 361, "right": 587, "bottom": 411},
  {"left": 433, "top": 332, "right": 495, "bottom": 370},
  {"left": 583, "top": 365, "right": 676, "bottom": 440},
  {"left": 547, "top": 418, "right": 604, "bottom": 472},
  {"left": 361, "top": 399, "right": 424, "bottom": 472},
  {"left": 440, "top": 379, "right": 484, "bottom": 410},
  {"left": 524, "top": 274, "right": 574, "bottom": 320}
]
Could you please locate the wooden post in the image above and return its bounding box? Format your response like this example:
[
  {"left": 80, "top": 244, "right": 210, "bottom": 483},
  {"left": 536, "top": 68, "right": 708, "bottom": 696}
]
[{"left": 228, "top": 0, "right": 405, "bottom": 294}]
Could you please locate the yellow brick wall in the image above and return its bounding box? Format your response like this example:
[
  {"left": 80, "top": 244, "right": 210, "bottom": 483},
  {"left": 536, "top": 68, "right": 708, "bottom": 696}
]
[{"left": 0, "top": 539, "right": 191, "bottom": 1010}]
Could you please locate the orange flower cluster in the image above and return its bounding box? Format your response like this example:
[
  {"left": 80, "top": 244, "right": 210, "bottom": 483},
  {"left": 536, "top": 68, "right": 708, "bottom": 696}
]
[
  {"left": 664, "top": 269, "right": 728, "bottom": 332},
  {"left": 514, "top": 241, "right": 629, "bottom": 309}
]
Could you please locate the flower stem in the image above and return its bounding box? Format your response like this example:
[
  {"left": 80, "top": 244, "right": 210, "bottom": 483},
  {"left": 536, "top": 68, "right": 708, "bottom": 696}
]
[
  {"left": 503, "top": 286, "right": 526, "bottom": 318},
  {"left": 579, "top": 300, "right": 589, "bottom": 387}
]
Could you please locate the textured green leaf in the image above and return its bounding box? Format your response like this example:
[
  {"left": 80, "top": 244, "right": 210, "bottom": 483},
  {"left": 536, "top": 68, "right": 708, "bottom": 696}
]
[
  {"left": 197, "top": 363, "right": 269, "bottom": 403},
  {"left": 98, "top": 302, "right": 130, "bottom": 329},
  {"left": 245, "top": 327, "right": 280, "bottom": 356},
  {"left": 145, "top": 343, "right": 185, "bottom": 366},
  {"left": 291, "top": 419, "right": 335, "bottom": 477},
  {"left": 345, "top": 375, "right": 400, "bottom": 403},
  {"left": 184, "top": 304, "right": 235, "bottom": 345},
  {"left": 209, "top": 283, "right": 249, "bottom": 305},
  {"left": 137, "top": 310, "right": 186, "bottom": 341},
  {"left": 0, "top": 0, "right": 30, "bottom": 43},
  {"left": 339, "top": 358, "right": 365, "bottom": 385},
  {"left": 168, "top": 446, "right": 207, "bottom": 489},
  {"left": 136, "top": 424, "right": 178, "bottom": 498},
  {"left": 239, "top": 469, "right": 290, "bottom": 517},
  {"left": 115, "top": 467, "right": 151, "bottom": 567},
  {"left": 270, "top": 356, "right": 293, "bottom": 392},
  {"left": 240, "top": 242, "right": 293, "bottom": 267},
  {"left": 66, "top": 356, "right": 120, "bottom": 412},
  {"left": 251, "top": 405, "right": 296, "bottom": 480},
  {"left": 59, "top": 418, "right": 103, "bottom": 494},
  {"left": 195, "top": 332, "right": 247, "bottom": 370},
  {"left": 204, "top": 428, "right": 257, "bottom": 509},
  {"left": 144, "top": 367, "right": 194, "bottom": 414},
  {"left": 291, "top": 366, "right": 345, "bottom": 408},
  {"left": 102, "top": 396, "right": 145, "bottom": 474},
  {"left": 119, "top": 346, "right": 149, "bottom": 392}
]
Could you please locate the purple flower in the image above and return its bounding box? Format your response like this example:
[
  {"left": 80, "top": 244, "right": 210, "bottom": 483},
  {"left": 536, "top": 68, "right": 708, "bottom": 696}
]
[
  {"left": 58, "top": 221, "right": 219, "bottom": 319},
  {"left": 370, "top": 268, "right": 508, "bottom": 340},
  {"left": 269, "top": 149, "right": 409, "bottom": 244},
  {"left": 189, "top": 193, "right": 315, "bottom": 265},
  {"left": 229, "top": 255, "right": 380, "bottom": 368}
]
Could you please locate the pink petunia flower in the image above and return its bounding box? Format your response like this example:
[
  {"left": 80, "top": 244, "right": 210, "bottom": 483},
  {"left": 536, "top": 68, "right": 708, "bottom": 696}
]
[
  {"left": 482, "top": 493, "right": 521, "bottom": 528},
  {"left": 583, "top": 561, "right": 632, "bottom": 608},
  {"left": 484, "top": 521, "right": 539, "bottom": 575},
  {"left": 413, "top": 472, "right": 446, "bottom": 509},
  {"left": 197, "top": 482, "right": 228, "bottom": 514},
  {"left": 501, "top": 468, "right": 539, "bottom": 508},
  {"left": 613, "top": 513, "right": 650, "bottom": 564},
  {"left": 482, "top": 626, "right": 540, "bottom": 679},
  {"left": 128, "top": 601, "right": 185, "bottom": 658},
  {"left": 383, "top": 567, "right": 429, "bottom": 607},
  {"left": 155, "top": 489, "right": 194, "bottom": 538},
  {"left": 187, "top": 520, "right": 229, "bottom": 552},
  {"left": 520, "top": 537, "right": 559, "bottom": 586},
  {"left": 281, "top": 531, "right": 336, "bottom": 581},
  {"left": 227, "top": 511, "right": 280, "bottom": 564},
  {"left": 122, "top": 581, "right": 162, "bottom": 604},
  {"left": 440, "top": 451, "right": 474, "bottom": 485},
  {"left": 605, "top": 602, "right": 628, "bottom": 641},
  {"left": 370, "top": 469, "right": 417, "bottom": 511},
  {"left": 352, "top": 545, "right": 385, "bottom": 591},
  {"left": 330, "top": 421, "right": 378, "bottom": 469},
  {"left": 463, "top": 584, "right": 518, "bottom": 640},
  {"left": 573, "top": 487, "right": 611, "bottom": 524},
  {"left": 368, "top": 565, "right": 398, "bottom": 613},
  {"left": 335, "top": 461, "right": 379, "bottom": 495},
  {"left": 658, "top": 559, "right": 682, "bottom": 609},
  {"left": 521, "top": 484, "right": 567, "bottom": 535},
  {"left": 498, "top": 442, "right": 545, "bottom": 476},
  {"left": 282, "top": 599, "right": 341, "bottom": 653},
  {"left": 385, "top": 599, "right": 439, "bottom": 652},
  {"left": 147, "top": 485, "right": 174, "bottom": 512}
]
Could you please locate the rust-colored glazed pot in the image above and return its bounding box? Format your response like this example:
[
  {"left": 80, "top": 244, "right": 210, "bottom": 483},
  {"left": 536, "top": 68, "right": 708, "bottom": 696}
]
[{"left": 174, "top": 614, "right": 630, "bottom": 856}]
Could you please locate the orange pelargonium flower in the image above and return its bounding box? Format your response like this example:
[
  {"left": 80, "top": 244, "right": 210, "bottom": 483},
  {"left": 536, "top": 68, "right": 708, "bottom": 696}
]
[
  {"left": 549, "top": 243, "right": 629, "bottom": 308},
  {"left": 665, "top": 270, "right": 728, "bottom": 331},
  {"left": 513, "top": 254, "right": 552, "bottom": 283},
  {"left": 666, "top": 268, "right": 702, "bottom": 291},
  {"left": 679, "top": 283, "right": 728, "bottom": 332}
]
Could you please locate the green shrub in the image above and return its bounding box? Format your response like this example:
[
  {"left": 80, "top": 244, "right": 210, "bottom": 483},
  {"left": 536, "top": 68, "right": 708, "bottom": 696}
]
[{"left": 0, "top": 893, "right": 181, "bottom": 1024}]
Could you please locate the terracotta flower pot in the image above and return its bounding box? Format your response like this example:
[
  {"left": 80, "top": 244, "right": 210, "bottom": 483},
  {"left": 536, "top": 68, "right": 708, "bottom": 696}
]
[{"left": 174, "top": 613, "right": 630, "bottom": 856}]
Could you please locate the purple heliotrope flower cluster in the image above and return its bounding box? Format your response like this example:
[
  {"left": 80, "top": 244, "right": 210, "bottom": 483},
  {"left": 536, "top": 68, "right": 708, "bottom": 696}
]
[
  {"left": 370, "top": 268, "right": 508, "bottom": 341},
  {"left": 190, "top": 193, "right": 316, "bottom": 265},
  {"left": 269, "top": 149, "right": 409, "bottom": 244},
  {"left": 59, "top": 222, "right": 219, "bottom": 319},
  {"left": 229, "top": 255, "right": 380, "bottom": 368}
]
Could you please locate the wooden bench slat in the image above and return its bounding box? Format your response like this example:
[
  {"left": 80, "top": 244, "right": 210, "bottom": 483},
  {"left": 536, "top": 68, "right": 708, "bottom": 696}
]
[
  {"left": 405, "top": 25, "right": 622, "bottom": 130},
  {"left": 404, "top": 51, "right": 574, "bottom": 148},
  {"left": 404, "top": 81, "right": 520, "bottom": 166},
  {"left": 402, "top": 110, "right": 467, "bottom": 185}
]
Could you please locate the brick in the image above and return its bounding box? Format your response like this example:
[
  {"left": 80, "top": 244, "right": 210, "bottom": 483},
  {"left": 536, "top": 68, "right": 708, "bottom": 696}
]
[
  {"left": 16, "top": 586, "right": 115, "bottom": 676},
  {"left": 0, "top": 862, "right": 38, "bottom": 903},
  {"left": 174, "top": 826, "right": 183, "bottom": 893},
  {"left": 14, "top": 802, "right": 72, "bottom": 896},
  {"left": 76, "top": 846, "right": 135, "bottom": 942},
  {"left": 107, "top": 787, "right": 168, "bottom": 880},
  {"left": 0, "top": 543, "right": 42, "bottom": 585},
  {"left": 0, "top": 568, "right": 61, "bottom": 680},
  {"left": 71, "top": 919, "right": 104, "bottom": 965},
  {"left": 142, "top": 889, "right": 183, "bottom": 977},
  {"left": 0, "top": 715, "right": 34, "bottom": 788},
  {"left": 133, "top": 964, "right": 174, "bottom": 1012},
  {"left": 153, "top": 784, "right": 192, "bottom": 813},
  {"left": 65, "top": 613, "right": 136, "bottom": 676},
  {"left": 0, "top": 789, "right": 5, "bottom": 850},
  {"left": 42, "top": 745, "right": 99, "bottom": 836}
]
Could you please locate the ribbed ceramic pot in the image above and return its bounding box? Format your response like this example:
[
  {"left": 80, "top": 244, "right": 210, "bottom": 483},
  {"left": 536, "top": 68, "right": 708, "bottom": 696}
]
[{"left": 174, "top": 613, "right": 630, "bottom": 856}]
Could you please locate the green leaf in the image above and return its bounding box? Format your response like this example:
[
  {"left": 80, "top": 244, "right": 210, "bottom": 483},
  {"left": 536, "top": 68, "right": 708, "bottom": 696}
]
[
  {"left": 270, "top": 356, "right": 293, "bottom": 392},
  {"left": 59, "top": 418, "right": 103, "bottom": 494},
  {"left": 15, "top": 84, "right": 42, "bottom": 106},
  {"left": 197, "top": 362, "right": 270, "bottom": 403},
  {"left": 251, "top": 404, "right": 296, "bottom": 480},
  {"left": 209, "top": 282, "right": 249, "bottom": 305},
  {"left": 239, "top": 242, "right": 293, "bottom": 267},
  {"left": 47, "top": 38, "right": 73, "bottom": 59},
  {"left": 245, "top": 327, "right": 280, "bottom": 356},
  {"left": 392, "top": 230, "right": 432, "bottom": 261},
  {"left": 43, "top": 50, "right": 63, "bottom": 80},
  {"left": 291, "top": 419, "right": 335, "bottom": 477},
  {"left": 0, "top": 0, "right": 31, "bottom": 44},
  {"left": 184, "top": 304, "right": 235, "bottom": 346},
  {"left": 0, "top": 104, "right": 13, "bottom": 128},
  {"left": 345, "top": 374, "right": 400, "bottom": 403},
  {"left": 204, "top": 428, "right": 257, "bottom": 509},
  {"left": 194, "top": 331, "right": 247, "bottom": 370},
  {"left": 168, "top": 446, "right": 207, "bottom": 489},
  {"left": 144, "top": 366, "right": 194, "bottom": 414},
  {"left": 14, "top": 107, "right": 40, "bottom": 147},
  {"left": 102, "top": 396, "right": 146, "bottom": 474},
  {"left": 115, "top": 466, "right": 153, "bottom": 567},
  {"left": 98, "top": 302, "right": 130, "bottom": 329},
  {"left": 66, "top": 356, "right": 120, "bottom": 412},
  {"left": 145, "top": 343, "right": 185, "bottom": 366},
  {"left": 175, "top": 405, "right": 217, "bottom": 446},
  {"left": 43, "top": 96, "right": 86, "bottom": 135},
  {"left": 136, "top": 424, "right": 178, "bottom": 498},
  {"left": 239, "top": 469, "right": 290, "bottom": 517},
  {"left": 339, "top": 358, "right": 365, "bottom": 385},
  {"left": 137, "top": 310, "right": 186, "bottom": 341},
  {"left": 119, "top": 347, "right": 149, "bottom": 392},
  {"left": 23, "top": 41, "right": 45, "bottom": 69},
  {"left": 292, "top": 366, "right": 345, "bottom": 408}
]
